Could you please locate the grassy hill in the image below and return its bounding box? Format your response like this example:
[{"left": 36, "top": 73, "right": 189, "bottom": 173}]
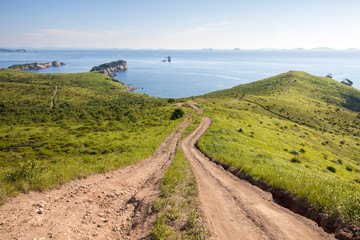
[
  {"left": 0, "top": 69, "right": 184, "bottom": 204},
  {"left": 1, "top": 68, "right": 360, "bottom": 230},
  {"left": 196, "top": 71, "right": 360, "bottom": 223}
]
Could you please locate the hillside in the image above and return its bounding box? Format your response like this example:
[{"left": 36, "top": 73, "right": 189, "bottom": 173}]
[
  {"left": 0, "top": 69, "right": 183, "bottom": 204},
  {"left": 195, "top": 71, "right": 360, "bottom": 229}
]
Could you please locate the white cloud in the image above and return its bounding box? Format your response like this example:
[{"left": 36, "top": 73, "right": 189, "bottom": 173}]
[
  {"left": 155, "top": 21, "right": 238, "bottom": 49},
  {"left": 37, "top": 29, "right": 131, "bottom": 38},
  {"left": 23, "top": 29, "right": 133, "bottom": 48}
]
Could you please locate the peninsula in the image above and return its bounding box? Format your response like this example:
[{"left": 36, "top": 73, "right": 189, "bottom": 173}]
[
  {"left": 9, "top": 61, "right": 65, "bottom": 70},
  {"left": 90, "top": 60, "right": 127, "bottom": 77}
]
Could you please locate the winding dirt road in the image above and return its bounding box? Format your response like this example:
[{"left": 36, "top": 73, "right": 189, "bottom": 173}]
[
  {"left": 0, "top": 115, "right": 192, "bottom": 240},
  {"left": 0, "top": 104, "right": 340, "bottom": 240},
  {"left": 181, "top": 116, "right": 335, "bottom": 240}
]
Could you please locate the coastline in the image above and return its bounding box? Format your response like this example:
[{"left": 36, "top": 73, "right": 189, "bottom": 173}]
[{"left": 121, "top": 82, "right": 138, "bottom": 92}]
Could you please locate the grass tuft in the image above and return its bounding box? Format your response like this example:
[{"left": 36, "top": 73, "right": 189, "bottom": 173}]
[{"left": 151, "top": 146, "right": 207, "bottom": 239}]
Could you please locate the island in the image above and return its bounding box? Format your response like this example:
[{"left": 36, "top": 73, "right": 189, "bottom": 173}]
[
  {"left": 8, "top": 61, "right": 65, "bottom": 70},
  {"left": 90, "top": 60, "right": 127, "bottom": 77},
  {"left": 0, "top": 48, "right": 26, "bottom": 53}
]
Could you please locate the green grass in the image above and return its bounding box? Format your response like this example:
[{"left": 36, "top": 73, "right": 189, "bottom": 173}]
[
  {"left": 0, "top": 69, "right": 185, "bottom": 204},
  {"left": 150, "top": 147, "right": 206, "bottom": 240},
  {"left": 2, "top": 67, "right": 360, "bottom": 230},
  {"left": 195, "top": 71, "right": 360, "bottom": 223}
]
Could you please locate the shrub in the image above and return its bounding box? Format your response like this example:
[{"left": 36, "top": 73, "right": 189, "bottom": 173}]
[
  {"left": 327, "top": 166, "right": 336, "bottom": 173},
  {"left": 290, "top": 149, "right": 299, "bottom": 155},
  {"left": 170, "top": 108, "right": 184, "bottom": 120},
  {"left": 290, "top": 157, "right": 301, "bottom": 163},
  {"left": 238, "top": 128, "right": 244, "bottom": 133},
  {"left": 167, "top": 98, "right": 175, "bottom": 103},
  {"left": 299, "top": 148, "right": 306, "bottom": 153},
  {"left": 346, "top": 166, "right": 353, "bottom": 172}
]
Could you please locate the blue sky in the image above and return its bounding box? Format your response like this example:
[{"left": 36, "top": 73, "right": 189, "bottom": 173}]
[{"left": 1, "top": 0, "right": 360, "bottom": 49}]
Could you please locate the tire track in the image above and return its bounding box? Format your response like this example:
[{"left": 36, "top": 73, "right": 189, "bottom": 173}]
[
  {"left": 182, "top": 116, "right": 335, "bottom": 240},
  {"left": 0, "top": 114, "right": 193, "bottom": 240}
]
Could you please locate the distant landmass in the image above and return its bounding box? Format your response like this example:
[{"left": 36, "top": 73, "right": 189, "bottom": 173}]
[
  {"left": 8, "top": 61, "right": 65, "bottom": 70},
  {"left": 90, "top": 60, "right": 128, "bottom": 77},
  {"left": 0, "top": 48, "right": 26, "bottom": 53}
]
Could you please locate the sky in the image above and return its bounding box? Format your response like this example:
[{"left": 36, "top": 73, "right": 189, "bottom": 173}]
[{"left": 1, "top": 0, "right": 360, "bottom": 50}]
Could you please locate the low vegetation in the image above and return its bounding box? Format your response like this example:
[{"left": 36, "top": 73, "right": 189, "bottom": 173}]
[
  {"left": 151, "top": 147, "right": 206, "bottom": 240},
  {"left": 0, "top": 69, "right": 183, "bottom": 204},
  {"left": 2, "top": 67, "right": 360, "bottom": 232},
  {"left": 196, "top": 71, "right": 360, "bottom": 223}
]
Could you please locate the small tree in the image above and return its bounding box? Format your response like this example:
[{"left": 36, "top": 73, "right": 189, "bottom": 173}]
[
  {"left": 170, "top": 108, "right": 184, "bottom": 120},
  {"left": 341, "top": 78, "right": 353, "bottom": 86},
  {"left": 326, "top": 73, "right": 333, "bottom": 78},
  {"left": 167, "top": 98, "right": 175, "bottom": 103}
]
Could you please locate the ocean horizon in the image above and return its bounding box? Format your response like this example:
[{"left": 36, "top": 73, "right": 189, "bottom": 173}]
[{"left": 1, "top": 49, "right": 359, "bottom": 98}]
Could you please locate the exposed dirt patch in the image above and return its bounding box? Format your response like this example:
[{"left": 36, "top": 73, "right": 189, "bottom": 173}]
[
  {"left": 0, "top": 115, "right": 192, "bottom": 240},
  {"left": 182, "top": 116, "right": 337, "bottom": 240}
]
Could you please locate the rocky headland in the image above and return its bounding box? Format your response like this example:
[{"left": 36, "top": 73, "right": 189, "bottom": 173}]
[
  {"left": 9, "top": 61, "right": 65, "bottom": 70},
  {"left": 121, "top": 82, "right": 138, "bottom": 92},
  {"left": 90, "top": 60, "right": 127, "bottom": 77}
]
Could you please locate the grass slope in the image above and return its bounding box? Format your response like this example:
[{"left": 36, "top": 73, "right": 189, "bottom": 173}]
[
  {"left": 0, "top": 69, "right": 183, "bottom": 204},
  {"left": 196, "top": 71, "right": 360, "bottom": 223}
]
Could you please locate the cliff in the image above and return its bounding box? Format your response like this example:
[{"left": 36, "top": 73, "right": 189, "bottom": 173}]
[
  {"left": 90, "top": 60, "right": 127, "bottom": 77},
  {"left": 9, "top": 61, "right": 65, "bottom": 70}
]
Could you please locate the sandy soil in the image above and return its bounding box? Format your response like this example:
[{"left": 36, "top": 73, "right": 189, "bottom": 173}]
[
  {"left": 181, "top": 116, "right": 335, "bottom": 240},
  {"left": 0, "top": 115, "right": 192, "bottom": 240}
]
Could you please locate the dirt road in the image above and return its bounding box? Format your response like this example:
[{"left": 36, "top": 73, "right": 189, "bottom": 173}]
[
  {"left": 0, "top": 115, "right": 192, "bottom": 240},
  {"left": 181, "top": 116, "right": 335, "bottom": 240}
]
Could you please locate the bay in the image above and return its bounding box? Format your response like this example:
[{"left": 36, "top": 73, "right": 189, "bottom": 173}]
[{"left": 0, "top": 49, "right": 359, "bottom": 98}]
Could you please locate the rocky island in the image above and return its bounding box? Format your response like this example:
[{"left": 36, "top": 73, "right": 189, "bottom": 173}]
[
  {"left": 0, "top": 48, "right": 26, "bottom": 53},
  {"left": 90, "top": 60, "right": 136, "bottom": 91},
  {"left": 9, "top": 61, "right": 65, "bottom": 70},
  {"left": 90, "top": 60, "right": 127, "bottom": 77}
]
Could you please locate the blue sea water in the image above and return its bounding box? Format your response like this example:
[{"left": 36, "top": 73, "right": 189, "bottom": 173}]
[{"left": 0, "top": 49, "right": 360, "bottom": 98}]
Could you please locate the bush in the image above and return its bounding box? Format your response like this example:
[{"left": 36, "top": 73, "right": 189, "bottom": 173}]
[
  {"left": 170, "top": 108, "right": 184, "bottom": 120},
  {"left": 167, "top": 98, "right": 175, "bottom": 103},
  {"left": 327, "top": 166, "right": 336, "bottom": 173},
  {"left": 346, "top": 166, "right": 353, "bottom": 172},
  {"left": 299, "top": 148, "right": 306, "bottom": 153},
  {"left": 290, "top": 149, "right": 299, "bottom": 155},
  {"left": 290, "top": 157, "right": 301, "bottom": 163}
]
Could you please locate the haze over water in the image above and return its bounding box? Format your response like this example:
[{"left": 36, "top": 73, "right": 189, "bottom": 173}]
[{"left": 1, "top": 49, "right": 359, "bottom": 98}]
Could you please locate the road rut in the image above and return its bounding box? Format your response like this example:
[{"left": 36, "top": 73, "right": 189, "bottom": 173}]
[
  {"left": 0, "top": 115, "right": 192, "bottom": 240},
  {"left": 181, "top": 116, "right": 335, "bottom": 240}
]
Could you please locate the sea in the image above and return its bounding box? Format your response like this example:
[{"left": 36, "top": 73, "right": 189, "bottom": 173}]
[{"left": 1, "top": 49, "right": 360, "bottom": 98}]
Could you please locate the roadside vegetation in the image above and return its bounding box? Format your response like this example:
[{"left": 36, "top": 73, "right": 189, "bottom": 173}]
[
  {"left": 150, "top": 109, "right": 205, "bottom": 240},
  {"left": 150, "top": 148, "right": 206, "bottom": 240},
  {"left": 196, "top": 71, "right": 360, "bottom": 224},
  {"left": 0, "top": 69, "right": 184, "bottom": 204}
]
